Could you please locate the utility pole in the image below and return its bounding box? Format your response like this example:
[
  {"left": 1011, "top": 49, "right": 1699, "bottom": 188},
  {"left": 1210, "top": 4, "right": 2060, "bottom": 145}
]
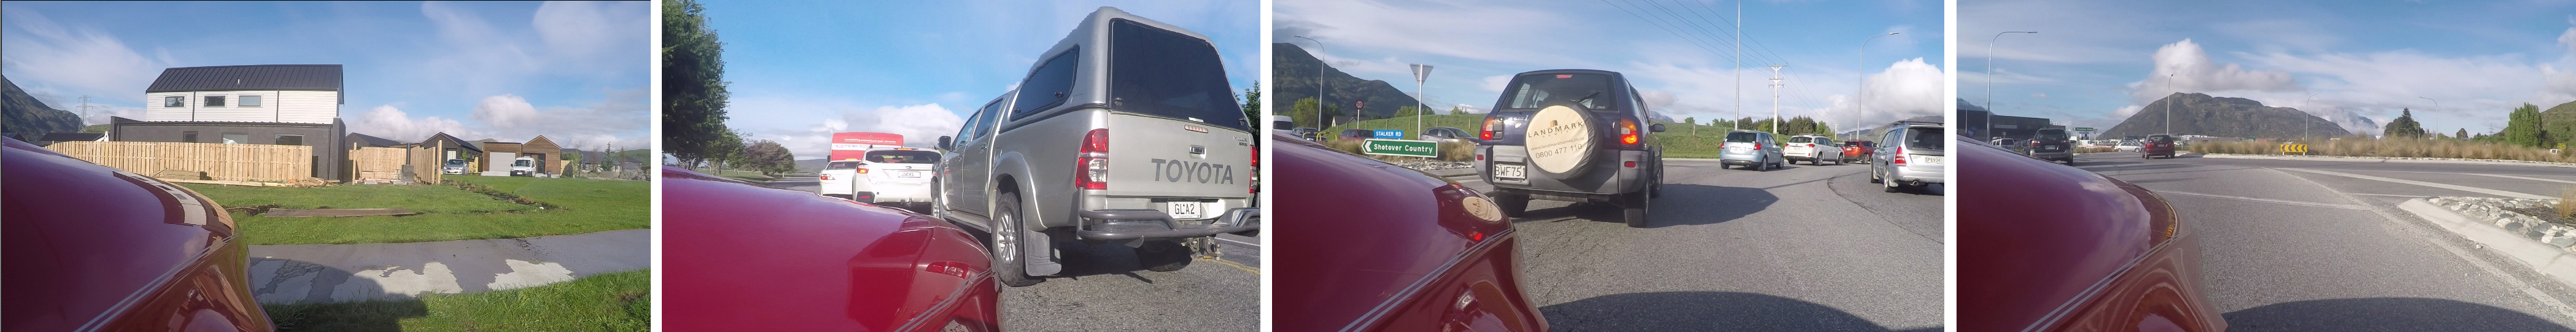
[
  {"left": 1734, "top": 0, "right": 1742, "bottom": 129},
  {"left": 2164, "top": 73, "right": 2176, "bottom": 135},
  {"left": 77, "top": 95, "right": 91, "bottom": 125},
  {"left": 1295, "top": 36, "right": 1325, "bottom": 132},
  {"left": 2304, "top": 93, "right": 2317, "bottom": 142},
  {"left": 1767, "top": 65, "right": 1785, "bottom": 134}
]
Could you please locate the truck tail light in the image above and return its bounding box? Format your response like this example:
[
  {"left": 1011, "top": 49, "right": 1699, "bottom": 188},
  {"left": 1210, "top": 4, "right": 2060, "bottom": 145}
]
[
  {"left": 1480, "top": 117, "right": 1501, "bottom": 141},
  {"left": 1891, "top": 147, "right": 1908, "bottom": 165},
  {"left": 819, "top": 174, "right": 832, "bottom": 180},
  {"left": 1250, "top": 145, "right": 1259, "bottom": 193},
  {"left": 1075, "top": 128, "right": 1109, "bottom": 190},
  {"left": 1618, "top": 118, "right": 1639, "bottom": 145}
]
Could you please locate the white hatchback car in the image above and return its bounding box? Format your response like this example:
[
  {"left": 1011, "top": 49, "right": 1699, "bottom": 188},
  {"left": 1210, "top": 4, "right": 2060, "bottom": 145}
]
[{"left": 828, "top": 147, "right": 941, "bottom": 210}]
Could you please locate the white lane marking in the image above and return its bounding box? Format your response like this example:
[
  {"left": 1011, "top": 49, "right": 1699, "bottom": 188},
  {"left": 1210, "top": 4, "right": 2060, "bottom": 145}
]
[
  {"left": 2154, "top": 190, "right": 2370, "bottom": 210},
  {"left": 2267, "top": 167, "right": 2576, "bottom": 321},
  {"left": 1214, "top": 236, "right": 1260, "bottom": 249},
  {"left": 2351, "top": 193, "right": 2433, "bottom": 198},
  {"left": 2471, "top": 173, "right": 2576, "bottom": 185},
  {"left": 2278, "top": 168, "right": 2550, "bottom": 199}
]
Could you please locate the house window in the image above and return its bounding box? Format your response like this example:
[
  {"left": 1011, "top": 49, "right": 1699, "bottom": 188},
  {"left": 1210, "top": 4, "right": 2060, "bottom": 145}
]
[
  {"left": 165, "top": 96, "right": 184, "bottom": 107},
  {"left": 238, "top": 95, "right": 261, "bottom": 107},
  {"left": 182, "top": 131, "right": 199, "bottom": 142},
  {"left": 220, "top": 133, "right": 247, "bottom": 144},
  {"left": 205, "top": 96, "right": 226, "bottom": 107},
  {"left": 274, "top": 134, "right": 303, "bottom": 145}
]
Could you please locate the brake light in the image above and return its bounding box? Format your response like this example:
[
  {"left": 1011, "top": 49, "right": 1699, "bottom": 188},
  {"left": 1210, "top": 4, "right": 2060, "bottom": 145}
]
[
  {"left": 1753, "top": 142, "right": 1763, "bottom": 150},
  {"left": 1891, "top": 147, "right": 1908, "bottom": 165},
  {"left": 820, "top": 174, "right": 832, "bottom": 180},
  {"left": 1480, "top": 117, "right": 1500, "bottom": 141},
  {"left": 1251, "top": 145, "right": 1259, "bottom": 194},
  {"left": 1075, "top": 128, "right": 1109, "bottom": 190},
  {"left": 855, "top": 168, "right": 869, "bottom": 174},
  {"left": 1618, "top": 118, "right": 1639, "bottom": 145},
  {"left": 1624, "top": 161, "right": 1636, "bottom": 168}
]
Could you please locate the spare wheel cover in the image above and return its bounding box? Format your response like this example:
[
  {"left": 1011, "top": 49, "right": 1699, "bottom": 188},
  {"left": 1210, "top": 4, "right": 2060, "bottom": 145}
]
[{"left": 1524, "top": 103, "right": 1596, "bottom": 176}]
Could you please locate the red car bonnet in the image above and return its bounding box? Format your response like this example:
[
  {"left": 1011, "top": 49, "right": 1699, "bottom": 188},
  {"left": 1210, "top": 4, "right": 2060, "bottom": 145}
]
[
  {"left": 4, "top": 137, "right": 268, "bottom": 331},
  {"left": 1273, "top": 132, "right": 1544, "bottom": 331},
  {"left": 661, "top": 168, "right": 999, "bottom": 331},
  {"left": 1958, "top": 134, "right": 2221, "bottom": 331}
]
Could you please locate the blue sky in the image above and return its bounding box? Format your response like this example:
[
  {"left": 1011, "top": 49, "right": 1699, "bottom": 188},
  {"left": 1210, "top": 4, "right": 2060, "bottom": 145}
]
[
  {"left": 699, "top": 0, "right": 1260, "bottom": 157},
  {"left": 1, "top": 1, "right": 651, "bottom": 149},
  {"left": 1963, "top": 0, "right": 2576, "bottom": 136},
  {"left": 1275, "top": 0, "right": 1947, "bottom": 131}
]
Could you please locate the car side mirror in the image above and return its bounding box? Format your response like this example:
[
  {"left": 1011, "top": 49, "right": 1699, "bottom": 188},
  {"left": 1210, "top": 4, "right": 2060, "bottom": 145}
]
[
  {"left": 1648, "top": 123, "right": 1667, "bottom": 133},
  {"left": 937, "top": 136, "right": 954, "bottom": 150}
]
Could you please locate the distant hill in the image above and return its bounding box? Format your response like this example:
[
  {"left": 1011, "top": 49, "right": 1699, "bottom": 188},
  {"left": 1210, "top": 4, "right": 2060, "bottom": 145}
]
[
  {"left": 2097, "top": 93, "right": 2350, "bottom": 140},
  {"left": 2, "top": 75, "right": 85, "bottom": 140},
  {"left": 1271, "top": 43, "right": 1421, "bottom": 120},
  {"left": 2545, "top": 100, "right": 2576, "bottom": 147}
]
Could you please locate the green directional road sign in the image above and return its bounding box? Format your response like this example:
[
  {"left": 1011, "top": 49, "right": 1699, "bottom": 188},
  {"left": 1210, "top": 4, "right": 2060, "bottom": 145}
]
[{"left": 1361, "top": 139, "right": 1441, "bottom": 158}]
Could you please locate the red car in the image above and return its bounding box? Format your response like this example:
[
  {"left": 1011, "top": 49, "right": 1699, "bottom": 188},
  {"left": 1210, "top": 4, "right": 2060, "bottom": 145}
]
[
  {"left": 1843, "top": 140, "right": 1877, "bottom": 163},
  {"left": 2141, "top": 134, "right": 2179, "bottom": 159},
  {"left": 4, "top": 137, "right": 274, "bottom": 331},
  {"left": 1960, "top": 134, "right": 2225, "bottom": 331},
  {"left": 662, "top": 168, "right": 1000, "bottom": 331},
  {"left": 1274, "top": 132, "right": 1548, "bottom": 331}
]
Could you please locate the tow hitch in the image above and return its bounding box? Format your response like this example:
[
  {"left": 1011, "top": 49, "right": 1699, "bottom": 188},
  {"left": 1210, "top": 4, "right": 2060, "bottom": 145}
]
[{"left": 1188, "top": 236, "right": 1220, "bottom": 260}]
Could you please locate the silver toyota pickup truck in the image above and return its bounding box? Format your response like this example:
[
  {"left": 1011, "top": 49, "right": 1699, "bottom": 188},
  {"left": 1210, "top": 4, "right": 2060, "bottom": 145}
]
[{"left": 933, "top": 7, "right": 1258, "bottom": 287}]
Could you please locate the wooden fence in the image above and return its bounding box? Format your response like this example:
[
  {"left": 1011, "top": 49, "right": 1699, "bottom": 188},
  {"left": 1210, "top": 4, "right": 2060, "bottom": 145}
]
[
  {"left": 45, "top": 141, "right": 312, "bottom": 182},
  {"left": 352, "top": 147, "right": 408, "bottom": 182},
  {"left": 408, "top": 145, "right": 444, "bottom": 184}
]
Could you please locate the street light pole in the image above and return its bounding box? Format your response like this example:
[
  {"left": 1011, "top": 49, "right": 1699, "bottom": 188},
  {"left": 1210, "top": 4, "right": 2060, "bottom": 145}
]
[
  {"left": 1860, "top": 32, "right": 1899, "bottom": 134},
  {"left": 1988, "top": 31, "right": 2036, "bottom": 112},
  {"left": 2303, "top": 93, "right": 2317, "bottom": 142},
  {"left": 1767, "top": 65, "right": 1785, "bottom": 134},
  {"left": 2164, "top": 72, "right": 2176, "bottom": 135},
  {"left": 1295, "top": 36, "right": 1325, "bottom": 133},
  {"left": 2419, "top": 96, "right": 2439, "bottom": 139}
]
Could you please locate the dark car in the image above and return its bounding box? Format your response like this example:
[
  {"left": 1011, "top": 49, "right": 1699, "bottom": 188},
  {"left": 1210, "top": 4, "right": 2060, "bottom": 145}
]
[
  {"left": 1958, "top": 134, "right": 2225, "bottom": 331},
  {"left": 1842, "top": 140, "right": 1876, "bottom": 164},
  {"left": 1473, "top": 69, "right": 1667, "bottom": 227},
  {"left": 1340, "top": 128, "right": 1376, "bottom": 141},
  {"left": 3, "top": 137, "right": 274, "bottom": 331},
  {"left": 2141, "top": 134, "right": 2179, "bottom": 159},
  {"left": 1275, "top": 132, "right": 1548, "bottom": 331},
  {"left": 2027, "top": 128, "right": 2074, "bottom": 164},
  {"left": 664, "top": 168, "right": 1001, "bottom": 331},
  {"left": 1423, "top": 126, "right": 1475, "bottom": 144}
]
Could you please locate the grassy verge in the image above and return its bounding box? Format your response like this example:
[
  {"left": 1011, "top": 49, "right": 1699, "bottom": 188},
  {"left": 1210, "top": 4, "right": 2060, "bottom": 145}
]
[
  {"left": 187, "top": 176, "right": 649, "bottom": 245},
  {"left": 2188, "top": 139, "right": 2575, "bottom": 163},
  {"left": 264, "top": 269, "right": 650, "bottom": 331}
]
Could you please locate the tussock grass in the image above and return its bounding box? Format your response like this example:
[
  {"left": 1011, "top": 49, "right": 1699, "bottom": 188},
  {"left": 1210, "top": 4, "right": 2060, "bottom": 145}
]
[
  {"left": 2188, "top": 138, "right": 2576, "bottom": 163},
  {"left": 2559, "top": 185, "right": 2575, "bottom": 219}
]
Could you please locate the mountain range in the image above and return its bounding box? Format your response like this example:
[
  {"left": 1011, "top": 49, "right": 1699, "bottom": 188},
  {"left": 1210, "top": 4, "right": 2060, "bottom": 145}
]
[
  {"left": 2096, "top": 93, "right": 2351, "bottom": 140},
  {"left": 2, "top": 75, "right": 86, "bottom": 139},
  {"left": 1270, "top": 42, "right": 1422, "bottom": 119}
]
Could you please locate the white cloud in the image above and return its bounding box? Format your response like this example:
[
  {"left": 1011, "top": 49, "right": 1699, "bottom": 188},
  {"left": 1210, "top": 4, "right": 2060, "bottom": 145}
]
[
  {"left": 0, "top": 9, "right": 167, "bottom": 103},
  {"left": 2125, "top": 39, "right": 2303, "bottom": 106},
  {"left": 352, "top": 90, "right": 649, "bottom": 150},
  {"left": 1823, "top": 58, "right": 1949, "bottom": 129},
  {"left": 2032, "top": 93, "right": 2048, "bottom": 99},
  {"left": 351, "top": 105, "right": 475, "bottom": 142},
  {"left": 532, "top": 1, "right": 644, "bottom": 63},
  {"left": 1480, "top": 74, "right": 1513, "bottom": 93},
  {"left": 471, "top": 95, "right": 541, "bottom": 125}
]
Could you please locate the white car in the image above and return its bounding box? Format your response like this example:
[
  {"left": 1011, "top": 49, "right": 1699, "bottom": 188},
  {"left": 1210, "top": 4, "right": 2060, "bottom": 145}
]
[
  {"left": 1782, "top": 134, "right": 1839, "bottom": 166},
  {"left": 508, "top": 156, "right": 537, "bottom": 177},
  {"left": 2114, "top": 141, "right": 2143, "bottom": 152},
  {"left": 442, "top": 158, "right": 467, "bottom": 175},
  {"left": 824, "top": 148, "right": 941, "bottom": 209}
]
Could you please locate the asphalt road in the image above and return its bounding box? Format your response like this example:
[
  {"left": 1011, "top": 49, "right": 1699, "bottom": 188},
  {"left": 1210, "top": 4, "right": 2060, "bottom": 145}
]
[
  {"left": 764, "top": 173, "right": 1262, "bottom": 331},
  {"left": 2070, "top": 153, "right": 2576, "bottom": 331},
  {"left": 1453, "top": 158, "right": 1947, "bottom": 331}
]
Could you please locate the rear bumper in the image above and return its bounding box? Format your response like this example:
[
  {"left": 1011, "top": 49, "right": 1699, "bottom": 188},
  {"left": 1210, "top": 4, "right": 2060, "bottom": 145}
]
[
  {"left": 869, "top": 182, "right": 934, "bottom": 203},
  {"left": 1479, "top": 145, "right": 1645, "bottom": 196},
  {"left": 1074, "top": 207, "right": 1260, "bottom": 240},
  {"left": 1891, "top": 164, "right": 1945, "bottom": 183}
]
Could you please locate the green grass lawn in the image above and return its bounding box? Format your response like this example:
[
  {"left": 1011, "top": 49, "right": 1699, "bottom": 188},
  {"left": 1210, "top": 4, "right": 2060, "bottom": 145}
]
[
  {"left": 185, "top": 176, "right": 649, "bottom": 245},
  {"left": 263, "top": 269, "right": 650, "bottom": 331}
]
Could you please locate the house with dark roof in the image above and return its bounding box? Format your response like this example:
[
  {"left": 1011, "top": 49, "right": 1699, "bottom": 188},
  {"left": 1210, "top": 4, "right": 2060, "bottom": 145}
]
[
  {"left": 108, "top": 64, "right": 349, "bottom": 180},
  {"left": 346, "top": 133, "right": 403, "bottom": 148}
]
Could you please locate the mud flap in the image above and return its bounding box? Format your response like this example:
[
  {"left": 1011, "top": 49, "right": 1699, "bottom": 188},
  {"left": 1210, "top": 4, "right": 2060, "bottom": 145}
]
[{"left": 1025, "top": 228, "right": 1063, "bottom": 276}]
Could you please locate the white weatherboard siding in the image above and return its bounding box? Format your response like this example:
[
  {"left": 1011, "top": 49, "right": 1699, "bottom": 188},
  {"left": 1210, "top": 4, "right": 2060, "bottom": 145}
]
[
  {"left": 138, "top": 90, "right": 337, "bottom": 124},
  {"left": 143, "top": 91, "right": 195, "bottom": 122},
  {"left": 276, "top": 91, "right": 338, "bottom": 124}
]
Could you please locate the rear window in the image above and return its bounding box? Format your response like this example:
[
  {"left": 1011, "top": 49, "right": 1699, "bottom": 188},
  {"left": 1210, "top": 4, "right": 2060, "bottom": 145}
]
[
  {"left": 1905, "top": 127, "right": 1944, "bottom": 150},
  {"left": 445, "top": 160, "right": 465, "bottom": 165},
  {"left": 1109, "top": 19, "right": 1248, "bottom": 131},
  {"left": 866, "top": 150, "right": 942, "bottom": 164},
  {"left": 1788, "top": 136, "right": 1813, "bottom": 143},
  {"left": 1272, "top": 120, "right": 1294, "bottom": 130},
  {"left": 513, "top": 160, "right": 532, "bottom": 167},
  {"left": 2035, "top": 129, "right": 2068, "bottom": 141},
  {"left": 2148, "top": 136, "right": 2174, "bottom": 142},
  {"left": 1724, "top": 131, "right": 1761, "bottom": 143},
  {"left": 1500, "top": 73, "right": 1616, "bottom": 111},
  {"left": 826, "top": 161, "right": 863, "bottom": 170}
]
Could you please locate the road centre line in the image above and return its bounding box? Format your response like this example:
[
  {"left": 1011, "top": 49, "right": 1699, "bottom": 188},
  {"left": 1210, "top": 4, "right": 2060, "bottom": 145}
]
[
  {"left": 2277, "top": 168, "right": 2550, "bottom": 199},
  {"left": 2152, "top": 190, "right": 2370, "bottom": 210}
]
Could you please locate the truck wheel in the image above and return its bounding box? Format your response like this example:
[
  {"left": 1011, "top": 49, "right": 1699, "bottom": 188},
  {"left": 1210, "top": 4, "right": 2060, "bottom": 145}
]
[
  {"left": 1495, "top": 193, "right": 1529, "bottom": 218},
  {"left": 1138, "top": 241, "right": 1192, "bottom": 272},
  {"left": 992, "top": 194, "right": 1042, "bottom": 287},
  {"left": 1621, "top": 191, "right": 1651, "bottom": 228}
]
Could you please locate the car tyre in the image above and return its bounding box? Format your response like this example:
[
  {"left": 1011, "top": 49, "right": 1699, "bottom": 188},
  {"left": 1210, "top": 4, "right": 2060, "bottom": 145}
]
[
  {"left": 1620, "top": 191, "right": 1650, "bottom": 228},
  {"left": 992, "top": 194, "right": 1043, "bottom": 287},
  {"left": 1869, "top": 164, "right": 1884, "bottom": 183},
  {"left": 1138, "top": 240, "right": 1192, "bottom": 272},
  {"left": 1883, "top": 174, "right": 1902, "bottom": 193},
  {"left": 1495, "top": 192, "right": 1529, "bottom": 218}
]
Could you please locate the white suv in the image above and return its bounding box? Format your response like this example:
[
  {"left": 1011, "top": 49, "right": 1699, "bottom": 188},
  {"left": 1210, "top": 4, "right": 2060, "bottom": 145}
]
[{"left": 1782, "top": 134, "right": 1839, "bottom": 166}]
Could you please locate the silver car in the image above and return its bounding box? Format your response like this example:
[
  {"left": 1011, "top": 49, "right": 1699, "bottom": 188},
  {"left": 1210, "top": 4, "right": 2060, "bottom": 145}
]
[
  {"left": 1718, "top": 130, "right": 1785, "bottom": 171},
  {"left": 931, "top": 7, "right": 1256, "bottom": 287},
  {"left": 1871, "top": 120, "right": 1946, "bottom": 193}
]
